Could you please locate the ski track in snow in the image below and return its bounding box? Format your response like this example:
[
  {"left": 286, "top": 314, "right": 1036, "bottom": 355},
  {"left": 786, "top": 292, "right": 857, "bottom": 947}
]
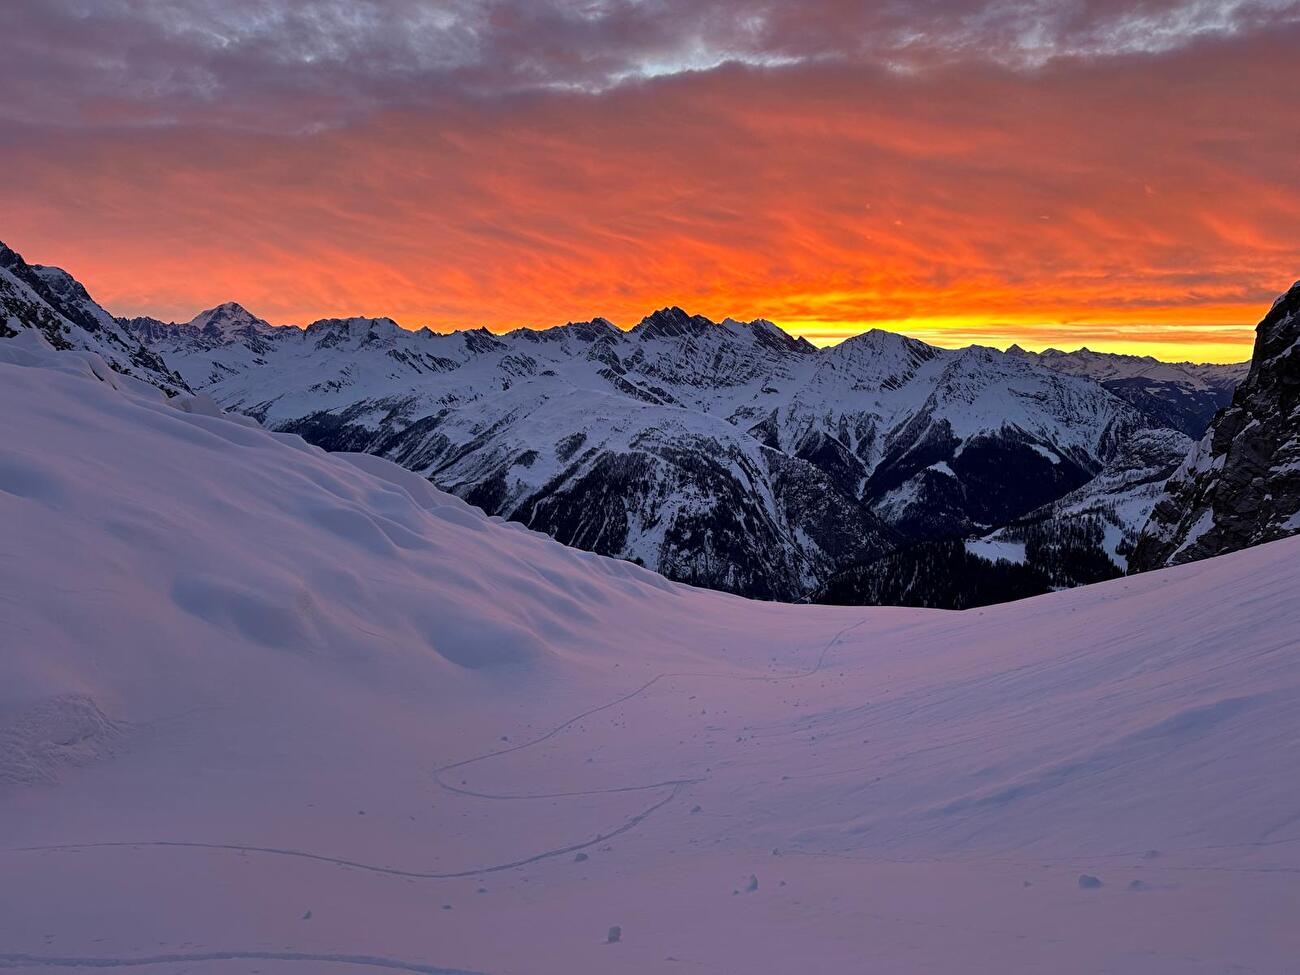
[
  {"left": 0, "top": 951, "right": 482, "bottom": 973},
  {"left": 7, "top": 621, "right": 867, "bottom": 882}
]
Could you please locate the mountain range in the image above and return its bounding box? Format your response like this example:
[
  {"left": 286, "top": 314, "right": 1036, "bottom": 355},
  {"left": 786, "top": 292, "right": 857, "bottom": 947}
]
[
  {"left": 118, "top": 299, "right": 1231, "bottom": 600},
  {"left": 0, "top": 237, "right": 1273, "bottom": 604}
]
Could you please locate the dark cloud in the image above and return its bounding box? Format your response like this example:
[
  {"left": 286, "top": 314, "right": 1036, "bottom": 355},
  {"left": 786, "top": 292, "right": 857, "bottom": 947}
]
[{"left": 4, "top": 0, "right": 1298, "bottom": 130}]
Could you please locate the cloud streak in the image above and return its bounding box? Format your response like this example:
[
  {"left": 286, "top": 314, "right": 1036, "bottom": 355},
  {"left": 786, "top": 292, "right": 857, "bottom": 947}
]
[
  {"left": 8, "top": 0, "right": 1300, "bottom": 128},
  {"left": 2, "top": 1, "right": 1298, "bottom": 360}
]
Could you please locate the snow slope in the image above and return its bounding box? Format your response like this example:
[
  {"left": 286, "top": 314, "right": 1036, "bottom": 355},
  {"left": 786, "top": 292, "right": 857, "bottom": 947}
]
[{"left": 2, "top": 334, "right": 1298, "bottom": 974}]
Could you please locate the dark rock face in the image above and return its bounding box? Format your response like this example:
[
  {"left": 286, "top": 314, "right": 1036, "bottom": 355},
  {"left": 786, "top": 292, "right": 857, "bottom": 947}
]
[
  {"left": 1131, "top": 282, "right": 1300, "bottom": 570},
  {"left": 1, "top": 241, "right": 189, "bottom": 395}
]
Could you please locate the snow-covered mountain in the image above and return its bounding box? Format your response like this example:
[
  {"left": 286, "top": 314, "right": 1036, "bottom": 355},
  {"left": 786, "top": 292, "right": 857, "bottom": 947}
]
[
  {"left": 1132, "top": 281, "right": 1300, "bottom": 570},
  {"left": 0, "top": 241, "right": 189, "bottom": 395},
  {"left": 119, "top": 301, "right": 298, "bottom": 389},
  {"left": 3, "top": 240, "right": 1263, "bottom": 602},
  {"left": 122, "top": 304, "right": 1161, "bottom": 599},
  {"left": 812, "top": 426, "right": 1195, "bottom": 610},
  {"left": 3, "top": 331, "right": 1299, "bottom": 974},
  {"left": 1008, "top": 345, "right": 1246, "bottom": 437},
  {"left": 977, "top": 426, "right": 1194, "bottom": 580}
]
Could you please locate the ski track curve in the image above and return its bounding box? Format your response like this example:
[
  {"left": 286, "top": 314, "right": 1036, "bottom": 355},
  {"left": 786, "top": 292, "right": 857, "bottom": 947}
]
[{"left": 5, "top": 620, "right": 866, "bottom": 881}]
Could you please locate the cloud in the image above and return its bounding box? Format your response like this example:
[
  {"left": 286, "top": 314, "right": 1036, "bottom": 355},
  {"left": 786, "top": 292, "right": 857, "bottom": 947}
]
[
  {"left": 5, "top": 0, "right": 1299, "bottom": 130},
  {"left": 2, "top": 2, "right": 1297, "bottom": 360}
]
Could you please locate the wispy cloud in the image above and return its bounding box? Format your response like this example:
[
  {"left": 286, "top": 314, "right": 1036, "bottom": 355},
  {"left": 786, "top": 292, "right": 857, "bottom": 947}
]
[{"left": 7, "top": 0, "right": 1299, "bottom": 128}]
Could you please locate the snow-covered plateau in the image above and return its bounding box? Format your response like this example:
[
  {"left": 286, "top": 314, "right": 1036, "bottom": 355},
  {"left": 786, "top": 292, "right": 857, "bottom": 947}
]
[{"left": 2, "top": 332, "right": 1297, "bottom": 974}]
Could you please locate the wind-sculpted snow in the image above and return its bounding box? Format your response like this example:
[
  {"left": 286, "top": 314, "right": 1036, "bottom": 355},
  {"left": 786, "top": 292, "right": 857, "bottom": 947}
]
[{"left": 1, "top": 333, "right": 1298, "bottom": 973}]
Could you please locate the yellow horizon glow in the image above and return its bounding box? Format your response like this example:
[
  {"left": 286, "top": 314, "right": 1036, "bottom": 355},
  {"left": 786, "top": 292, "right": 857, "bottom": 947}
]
[{"left": 784, "top": 305, "right": 1260, "bottom": 364}]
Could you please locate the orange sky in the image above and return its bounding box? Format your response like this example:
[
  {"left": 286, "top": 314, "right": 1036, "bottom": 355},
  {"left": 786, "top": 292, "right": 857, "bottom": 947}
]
[{"left": 4, "top": 3, "right": 1298, "bottom": 363}]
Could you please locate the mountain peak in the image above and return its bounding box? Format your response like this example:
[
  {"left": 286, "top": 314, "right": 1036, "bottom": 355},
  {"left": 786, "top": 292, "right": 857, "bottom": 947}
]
[
  {"left": 452, "top": 325, "right": 506, "bottom": 355},
  {"left": 718, "top": 316, "right": 814, "bottom": 356},
  {"left": 838, "top": 327, "right": 924, "bottom": 354},
  {"left": 1256, "top": 279, "right": 1300, "bottom": 367},
  {"left": 631, "top": 306, "right": 716, "bottom": 340},
  {"left": 525, "top": 317, "right": 622, "bottom": 345},
  {"left": 1268, "top": 279, "right": 1300, "bottom": 311},
  {"left": 189, "top": 301, "right": 270, "bottom": 334},
  {"left": 303, "top": 316, "right": 406, "bottom": 351},
  {"left": 0, "top": 241, "right": 190, "bottom": 395}
]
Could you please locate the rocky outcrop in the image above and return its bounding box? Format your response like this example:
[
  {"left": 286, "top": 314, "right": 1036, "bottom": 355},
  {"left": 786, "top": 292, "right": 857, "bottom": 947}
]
[
  {"left": 1131, "top": 282, "right": 1300, "bottom": 569},
  {"left": 0, "top": 241, "right": 190, "bottom": 395}
]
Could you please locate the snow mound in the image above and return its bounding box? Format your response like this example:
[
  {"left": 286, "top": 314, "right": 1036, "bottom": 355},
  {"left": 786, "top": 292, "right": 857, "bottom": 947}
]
[{"left": 0, "top": 695, "right": 124, "bottom": 787}]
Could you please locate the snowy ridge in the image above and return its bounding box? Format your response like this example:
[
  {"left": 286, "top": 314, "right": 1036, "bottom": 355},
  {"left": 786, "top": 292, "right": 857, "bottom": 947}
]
[
  {"left": 1, "top": 334, "right": 1298, "bottom": 973},
  {"left": 1008, "top": 344, "right": 1245, "bottom": 390},
  {"left": 1008, "top": 344, "right": 1245, "bottom": 436},
  {"left": 0, "top": 242, "right": 189, "bottom": 395}
]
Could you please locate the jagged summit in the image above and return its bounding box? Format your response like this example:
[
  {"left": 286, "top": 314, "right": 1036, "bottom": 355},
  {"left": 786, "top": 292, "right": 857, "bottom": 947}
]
[
  {"left": 624, "top": 306, "right": 808, "bottom": 349},
  {"left": 1255, "top": 280, "right": 1300, "bottom": 364},
  {"left": 630, "top": 305, "right": 717, "bottom": 340},
  {"left": 519, "top": 317, "right": 622, "bottom": 345},
  {"left": 191, "top": 300, "right": 261, "bottom": 323},
  {"left": 189, "top": 301, "right": 273, "bottom": 339},
  {"left": 836, "top": 326, "right": 928, "bottom": 350},
  {"left": 305, "top": 315, "right": 403, "bottom": 338}
]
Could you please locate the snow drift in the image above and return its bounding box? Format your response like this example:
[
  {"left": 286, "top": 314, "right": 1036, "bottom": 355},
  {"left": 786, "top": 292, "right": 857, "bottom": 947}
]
[{"left": 1, "top": 333, "right": 1297, "bottom": 974}]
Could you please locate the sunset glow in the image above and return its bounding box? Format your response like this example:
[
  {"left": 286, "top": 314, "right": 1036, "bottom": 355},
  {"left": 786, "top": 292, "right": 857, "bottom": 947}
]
[{"left": 5, "top": 1, "right": 1298, "bottom": 362}]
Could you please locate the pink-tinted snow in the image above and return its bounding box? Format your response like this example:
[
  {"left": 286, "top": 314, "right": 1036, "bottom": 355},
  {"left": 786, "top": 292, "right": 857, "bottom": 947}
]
[{"left": 1, "top": 333, "right": 1297, "bottom": 974}]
